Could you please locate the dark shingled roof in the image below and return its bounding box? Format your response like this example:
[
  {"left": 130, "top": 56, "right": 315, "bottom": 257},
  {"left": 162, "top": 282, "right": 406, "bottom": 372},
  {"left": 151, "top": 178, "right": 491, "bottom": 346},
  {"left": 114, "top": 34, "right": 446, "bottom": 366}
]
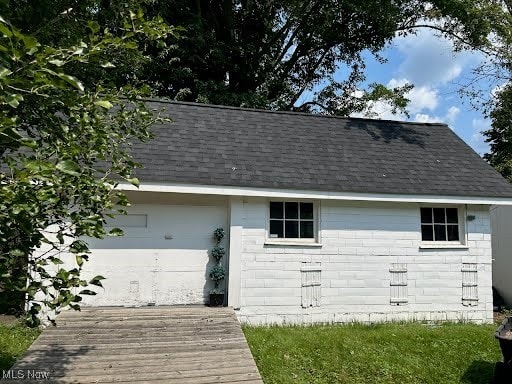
[{"left": 131, "top": 100, "right": 512, "bottom": 198}]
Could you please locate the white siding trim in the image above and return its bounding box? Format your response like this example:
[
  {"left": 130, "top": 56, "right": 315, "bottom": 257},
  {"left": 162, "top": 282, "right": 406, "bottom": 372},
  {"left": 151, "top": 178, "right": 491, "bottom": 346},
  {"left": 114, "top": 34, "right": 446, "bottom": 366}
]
[
  {"left": 227, "top": 197, "right": 243, "bottom": 309},
  {"left": 117, "top": 182, "right": 512, "bottom": 205}
]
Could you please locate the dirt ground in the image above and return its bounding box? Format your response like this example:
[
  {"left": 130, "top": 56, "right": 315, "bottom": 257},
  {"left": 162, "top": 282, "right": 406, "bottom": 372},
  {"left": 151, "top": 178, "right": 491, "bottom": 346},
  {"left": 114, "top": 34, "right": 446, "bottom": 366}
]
[{"left": 0, "top": 314, "right": 18, "bottom": 326}]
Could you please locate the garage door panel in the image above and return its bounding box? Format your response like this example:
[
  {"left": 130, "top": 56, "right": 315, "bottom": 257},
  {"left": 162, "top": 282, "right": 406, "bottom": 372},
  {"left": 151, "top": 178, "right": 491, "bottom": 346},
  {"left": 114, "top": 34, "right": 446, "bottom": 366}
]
[{"left": 81, "top": 203, "right": 227, "bottom": 306}]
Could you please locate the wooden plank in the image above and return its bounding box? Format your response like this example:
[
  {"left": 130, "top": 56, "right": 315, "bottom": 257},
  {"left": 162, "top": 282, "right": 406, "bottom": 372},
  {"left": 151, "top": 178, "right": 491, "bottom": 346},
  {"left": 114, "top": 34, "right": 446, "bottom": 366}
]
[
  {"left": 30, "top": 361, "right": 259, "bottom": 378},
  {"left": 15, "top": 350, "right": 256, "bottom": 370},
  {"left": 39, "top": 327, "right": 243, "bottom": 338},
  {"left": 15, "top": 348, "right": 255, "bottom": 365},
  {"left": 31, "top": 336, "right": 248, "bottom": 347},
  {"left": 19, "top": 343, "right": 254, "bottom": 359},
  {"left": 43, "top": 323, "right": 243, "bottom": 333},
  {"left": 37, "top": 333, "right": 244, "bottom": 344},
  {"left": 58, "top": 306, "right": 233, "bottom": 317},
  {"left": 50, "top": 318, "right": 238, "bottom": 329},
  {"left": 57, "top": 311, "right": 236, "bottom": 321},
  {"left": 23, "top": 342, "right": 252, "bottom": 356},
  {"left": 23, "top": 371, "right": 262, "bottom": 384}
]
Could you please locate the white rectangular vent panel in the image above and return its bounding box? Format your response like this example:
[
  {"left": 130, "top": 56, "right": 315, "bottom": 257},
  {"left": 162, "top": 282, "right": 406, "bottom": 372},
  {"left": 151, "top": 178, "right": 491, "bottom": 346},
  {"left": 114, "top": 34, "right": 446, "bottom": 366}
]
[
  {"left": 301, "top": 262, "right": 321, "bottom": 308},
  {"left": 462, "top": 263, "right": 478, "bottom": 306},
  {"left": 390, "top": 263, "right": 408, "bottom": 305}
]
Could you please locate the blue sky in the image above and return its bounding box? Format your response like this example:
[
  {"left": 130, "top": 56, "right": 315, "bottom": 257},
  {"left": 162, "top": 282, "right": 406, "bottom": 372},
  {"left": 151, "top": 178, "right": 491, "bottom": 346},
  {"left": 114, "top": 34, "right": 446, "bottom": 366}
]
[{"left": 345, "top": 29, "right": 493, "bottom": 156}]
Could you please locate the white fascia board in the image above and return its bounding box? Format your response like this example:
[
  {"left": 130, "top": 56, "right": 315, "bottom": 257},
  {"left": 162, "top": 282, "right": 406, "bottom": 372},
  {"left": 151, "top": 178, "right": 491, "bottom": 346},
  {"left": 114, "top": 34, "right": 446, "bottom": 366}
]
[{"left": 116, "top": 181, "right": 512, "bottom": 205}]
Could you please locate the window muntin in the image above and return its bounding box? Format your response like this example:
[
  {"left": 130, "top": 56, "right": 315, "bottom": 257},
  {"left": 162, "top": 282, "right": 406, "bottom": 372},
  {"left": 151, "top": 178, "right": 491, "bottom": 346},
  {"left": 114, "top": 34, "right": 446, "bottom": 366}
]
[
  {"left": 420, "top": 207, "right": 459, "bottom": 242},
  {"left": 269, "top": 202, "right": 314, "bottom": 239}
]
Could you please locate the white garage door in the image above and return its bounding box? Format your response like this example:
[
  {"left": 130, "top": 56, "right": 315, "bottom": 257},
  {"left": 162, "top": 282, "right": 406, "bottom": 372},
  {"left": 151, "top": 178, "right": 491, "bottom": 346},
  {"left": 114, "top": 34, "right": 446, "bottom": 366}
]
[{"left": 81, "top": 203, "right": 228, "bottom": 306}]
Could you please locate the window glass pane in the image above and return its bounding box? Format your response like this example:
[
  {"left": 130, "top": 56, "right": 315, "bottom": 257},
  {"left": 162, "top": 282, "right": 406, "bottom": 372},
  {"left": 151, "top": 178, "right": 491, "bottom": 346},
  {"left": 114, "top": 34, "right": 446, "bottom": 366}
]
[
  {"left": 270, "top": 202, "right": 283, "bottom": 219},
  {"left": 421, "top": 225, "right": 434, "bottom": 241},
  {"left": 285, "top": 221, "right": 299, "bottom": 238},
  {"left": 270, "top": 220, "right": 284, "bottom": 238},
  {"left": 433, "top": 208, "right": 446, "bottom": 223},
  {"left": 434, "top": 224, "right": 447, "bottom": 241},
  {"left": 447, "top": 225, "right": 460, "bottom": 241},
  {"left": 300, "top": 203, "right": 314, "bottom": 219},
  {"left": 300, "top": 221, "right": 314, "bottom": 238},
  {"left": 420, "top": 208, "right": 432, "bottom": 224},
  {"left": 285, "top": 202, "right": 298, "bottom": 219},
  {"left": 446, "top": 208, "right": 458, "bottom": 223}
]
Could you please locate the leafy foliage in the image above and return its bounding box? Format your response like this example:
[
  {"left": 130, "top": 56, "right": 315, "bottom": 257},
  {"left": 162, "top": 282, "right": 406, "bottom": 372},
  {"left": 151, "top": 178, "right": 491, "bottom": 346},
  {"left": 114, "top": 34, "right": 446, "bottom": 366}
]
[
  {"left": 484, "top": 85, "right": 512, "bottom": 181},
  {"left": 472, "top": 3, "right": 512, "bottom": 177},
  {"left": 214, "top": 227, "right": 225, "bottom": 243},
  {"left": 0, "top": 13, "right": 174, "bottom": 326},
  {"left": 209, "top": 264, "right": 226, "bottom": 283},
  {"left": 211, "top": 246, "right": 226, "bottom": 262},
  {"left": 2, "top": 0, "right": 495, "bottom": 116}
]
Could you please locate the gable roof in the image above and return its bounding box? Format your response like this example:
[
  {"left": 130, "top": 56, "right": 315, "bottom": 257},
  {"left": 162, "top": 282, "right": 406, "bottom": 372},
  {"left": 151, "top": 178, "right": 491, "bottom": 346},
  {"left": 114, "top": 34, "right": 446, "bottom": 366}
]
[{"left": 130, "top": 100, "right": 512, "bottom": 199}]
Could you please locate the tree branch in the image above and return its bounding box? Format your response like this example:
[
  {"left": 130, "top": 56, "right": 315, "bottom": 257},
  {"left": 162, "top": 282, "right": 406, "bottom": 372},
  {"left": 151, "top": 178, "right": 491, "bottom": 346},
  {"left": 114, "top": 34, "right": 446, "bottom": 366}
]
[{"left": 396, "top": 23, "right": 495, "bottom": 57}]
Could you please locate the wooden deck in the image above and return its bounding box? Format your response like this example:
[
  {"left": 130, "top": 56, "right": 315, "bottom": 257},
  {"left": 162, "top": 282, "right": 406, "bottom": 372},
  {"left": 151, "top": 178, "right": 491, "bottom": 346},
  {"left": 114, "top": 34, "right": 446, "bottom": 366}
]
[{"left": 6, "top": 306, "right": 263, "bottom": 383}]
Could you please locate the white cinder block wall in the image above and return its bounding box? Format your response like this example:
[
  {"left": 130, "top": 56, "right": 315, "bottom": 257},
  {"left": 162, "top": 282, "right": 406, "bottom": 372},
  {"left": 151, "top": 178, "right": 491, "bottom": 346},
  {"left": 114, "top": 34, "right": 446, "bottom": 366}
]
[
  {"left": 490, "top": 205, "right": 512, "bottom": 305},
  {"left": 236, "top": 198, "right": 493, "bottom": 324}
]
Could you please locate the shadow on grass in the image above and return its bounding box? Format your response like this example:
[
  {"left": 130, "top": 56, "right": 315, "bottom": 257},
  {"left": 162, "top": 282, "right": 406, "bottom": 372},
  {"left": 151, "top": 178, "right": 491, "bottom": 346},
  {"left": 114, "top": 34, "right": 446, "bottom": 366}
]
[
  {"left": 0, "top": 349, "right": 19, "bottom": 372},
  {"left": 460, "top": 360, "right": 497, "bottom": 384}
]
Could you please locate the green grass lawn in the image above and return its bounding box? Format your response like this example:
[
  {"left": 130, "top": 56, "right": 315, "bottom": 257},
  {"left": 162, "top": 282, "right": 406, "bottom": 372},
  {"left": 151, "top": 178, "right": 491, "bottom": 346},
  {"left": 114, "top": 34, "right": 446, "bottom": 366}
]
[
  {"left": 0, "top": 323, "right": 40, "bottom": 371},
  {"left": 243, "top": 323, "right": 502, "bottom": 384}
]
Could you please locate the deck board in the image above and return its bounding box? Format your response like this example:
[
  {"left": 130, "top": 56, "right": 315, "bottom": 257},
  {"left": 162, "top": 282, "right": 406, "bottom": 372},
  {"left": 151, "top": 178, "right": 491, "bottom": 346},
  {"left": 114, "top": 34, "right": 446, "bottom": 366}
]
[{"left": 5, "top": 306, "right": 263, "bottom": 383}]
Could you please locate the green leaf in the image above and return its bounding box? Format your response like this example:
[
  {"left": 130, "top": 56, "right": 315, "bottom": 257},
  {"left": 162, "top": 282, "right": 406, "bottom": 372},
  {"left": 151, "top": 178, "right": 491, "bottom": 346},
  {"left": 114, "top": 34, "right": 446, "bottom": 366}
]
[
  {"left": 5, "top": 93, "right": 23, "bottom": 108},
  {"left": 0, "top": 66, "right": 12, "bottom": 78},
  {"left": 87, "top": 20, "right": 100, "bottom": 34},
  {"left": 94, "top": 100, "right": 113, "bottom": 109},
  {"left": 56, "top": 160, "right": 81, "bottom": 176},
  {"left": 55, "top": 73, "right": 84, "bottom": 91},
  {"left": 76, "top": 255, "right": 84, "bottom": 267},
  {"left": 89, "top": 275, "right": 106, "bottom": 287},
  {"left": 108, "top": 227, "right": 124, "bottom": 236},
  {"left": 49, "top": 59, "right": 66, "bottom": 67},
  {"left": 70, "top": 240, "right": 89, "bottom": 254},
  {"left": 79, "top": 289, "right": 97, "bottom": 296},
  {"left": 126, "top": 177, "right": 140, "bottom": 187},
  {"left": 100, "top": 62, "right": 115, "bottom": 68},
  {"left": 0, "top": 21, "right": 12, "bottom": 37}
]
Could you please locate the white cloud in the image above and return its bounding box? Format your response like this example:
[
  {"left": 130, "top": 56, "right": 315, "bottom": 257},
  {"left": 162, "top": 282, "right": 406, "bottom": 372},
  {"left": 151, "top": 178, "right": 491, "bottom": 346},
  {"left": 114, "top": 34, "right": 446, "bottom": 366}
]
[
  {"left": 393, "top": 28, "right": 476, "bottom": 86},
  {"left": 445, "top": 106, "right": 460, "bottom": 124},
  {"left": 409, "top": 86, "right": 439, "bottom": 113},
  {"left": 491, "top": 81, "right": 511, "bottom": 99},
  {"left": 409, "top": 107, "right": 461, "bottom": 126},
  {"left": 388, "top": 78, "right": 439, "bottom": 113},
  {"left": 470, "top": 118, "right": 490, "bottom": 155},
  {"left": 352, "top": 78, "right": 452, "bottom": 123},
  {"left": 413, "top": 113, "right": 442, "bottom": 123}
]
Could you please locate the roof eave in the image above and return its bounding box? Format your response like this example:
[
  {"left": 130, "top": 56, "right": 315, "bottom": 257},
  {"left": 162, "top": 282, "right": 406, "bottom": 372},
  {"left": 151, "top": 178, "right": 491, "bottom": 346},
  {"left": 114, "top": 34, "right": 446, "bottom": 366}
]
[{"left": 116, "top": 181, "right": 512, "bottom": 205}]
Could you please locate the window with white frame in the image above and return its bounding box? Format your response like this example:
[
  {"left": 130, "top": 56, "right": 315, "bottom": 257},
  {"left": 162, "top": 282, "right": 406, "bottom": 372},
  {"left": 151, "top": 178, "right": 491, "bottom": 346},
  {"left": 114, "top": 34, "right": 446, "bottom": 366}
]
[
  {"left": 269, "top": 201, "right": 315, "bottom": 239},
  {"left": 420, "top": 207, "right": 460, "bottom": 242}
]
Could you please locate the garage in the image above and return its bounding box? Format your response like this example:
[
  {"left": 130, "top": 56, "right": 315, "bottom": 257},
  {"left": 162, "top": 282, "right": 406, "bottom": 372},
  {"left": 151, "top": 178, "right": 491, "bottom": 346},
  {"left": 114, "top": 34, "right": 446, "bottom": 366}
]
[{"left": 80, "top": 194, "right": 228, "bottom": 307}]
